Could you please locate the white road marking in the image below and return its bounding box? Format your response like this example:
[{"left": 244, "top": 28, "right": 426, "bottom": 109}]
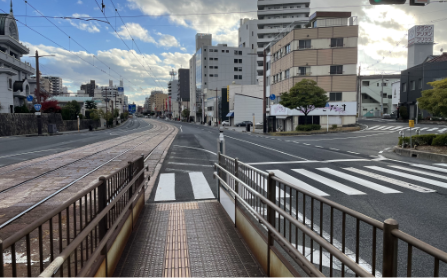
[
  {"left": 438, "top": 128, "right": 447, "bottom": 133},
  {"left": 303, "top": 143, "right": 311, "bottom": 145},
  {"left": 366, "top": 166, "right": 447, "bottom": 189},
  {"left": 168, "top": 162, "right": 213, "bottom": 167},
  {"left": 224, "top": 135, "right": 308, "bottom": 161},
  {"left": 411, "top": 164, "right": 447, "bottom": 174},
  {"left": 419, "top": 127, "right": 429, "bottom": 131},
  {"left": 180, "top": 125, "right": 183, "bottom": 132},
  {"left": 380, "top": 126, "right": 395, "bottom": 130},
  {"left": 426, "top": 128, "right": 439, "bottom": 131},
  {"left": 397, "top": 127, "right": 410, "bottom": 131},
  {"left": 154, "top": 173, "right": 176, "bottom": 201},
  {"left": 0, "top": 149, "right": 57, "bottom": 159},
  {"left": 344, "top": 168, "right": 435, "bottom": 193},
  {"left": 330, "top": 148, "right": 340, "bottom": 151},
  {"left": 292, "top": 169, "right": 366, "bottom": 195},
  {"left": 374, "top": 126, "right": 388, "bottom": 130},
  {"left": 247, "top": 159, "right": 370, "bottom": 165},
  {"left": 189, "top": 172, "right": 215, "bottom": 199},
  {"left": 173, "top": 145, "right": 217, "bottom": 156},
  {"left": 367, "top": 126, "right": 381, "bottom": 130},
  {"left": 315, "top": 146, "right": 323, "bottom": 148},
  {"left": 347, "top": 151, "right": 361, "bottom": 155},
  {"left": 434, "top": 163, "right": 447, "bottom": 168},
  {"left": 317, "top": 168, "right": 401, "bottom": 194},
  {"left": 389, "top": 126, "right": 404, "bottom": 130},
  {"left": 390, "top": 165, "right": 447, "bottom": 181},
  {"left": 268, "top": 170, "right": 329, "bottom": 196}
]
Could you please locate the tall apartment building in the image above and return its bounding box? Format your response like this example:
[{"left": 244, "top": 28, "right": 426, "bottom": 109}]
[
  {"left": 178, "top": 69, "right": 190, "bottom": 101},
  {"left": 168, "top": 80, "right": 179, "bottom": 118},
  {"left": 42, "top": 76, "right": 63, "bottom": 95},
  {"left": 189, "top": 33, "right": 257, "bottom": 122},
  {"left": 256, "top": 0, "right": 310, "bottom": 77},
  {"left": 269, "top": 12, "right": 359, "bottom": 130},
  {"left": 148, "top": 91, "right": 167, "bottom": 115},
  {"left": 81, "top": 80, "right": 96, "bottom": 97}
]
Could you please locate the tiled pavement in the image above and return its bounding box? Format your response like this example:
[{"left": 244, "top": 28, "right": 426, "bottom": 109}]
[{"left": 114, "top": 201, "right": 265, "bottom": 277}]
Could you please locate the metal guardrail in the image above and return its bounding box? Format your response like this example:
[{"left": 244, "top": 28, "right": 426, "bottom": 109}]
[
  {"left": 0, "top": 156, "right": 146, "bottom": 277},
  {"left": 216, "top": 153, "right": 447, "bottom": 277}
]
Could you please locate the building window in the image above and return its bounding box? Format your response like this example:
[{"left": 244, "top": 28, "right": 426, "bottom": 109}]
[
  {"left": 252, "top": 31, "right": 254, "bottom": 36},
  {"left": 234, "top": 59, "right": 242, "bottom": 63},
  {"left": 234, "top": 50, "right": 243, "bottom": 55},
  {"left": 388, "top": 95, "right": 392, "bottom": 99},
  {"left": 234, "top": 75, "right": 242, "bottom": 80},
  {"left": 226, "top": 50, "right": 229, "bottom": 53},
  {"left": 402, "top": 83, "right": 407, "bottom": 92},
  {"left": 383, "top": 93, "right": 387, "bottom": 98},
  {"left": 299, "top": 39, "right": 311, "bottom": 49},
  {"left": 285, "top": 69, "right": 290, "bottom": 79},
  {"left": 234, "top": 67, "right": 242, "bottom": 71},
  {"left": 330, "top": 38, "right": 344, "bottom": 47},
  {"left": 252, "top": 44, "right": 254, "bottom": 49},
  {"left": 362, "top": 81, "right": 370, "bottom": 86},
  {"left": 298, "top": 67, "right": 309, "bottom": 76},
  {"left": 210, "top": 74, "right": 214, "bottom": 77},
  {"left": 410, "top": 80, "right": 415, "bottom": 90},
  {"left": 222, "top": 50, "right": 225, "bottom": 53},
  {"left": 285, "top": 44, "right": 291, "bottom": 54},
  {"left": 329, "top": 92, "right": 342, "bottom": 101},
  {"left": 418, "top": 79, "right": 422, "bottom": 89},
  {"left": 330, "top": 65, "right": 343, "bottom": 74},
  {"left": 8, "top": 78, "right": 12, "bottom": 89}
]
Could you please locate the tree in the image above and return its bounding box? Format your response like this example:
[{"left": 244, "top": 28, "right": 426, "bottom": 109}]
[
  {"left": 34, "top": 88, "right": 50, "bottom": 103},
  {"left": 181, "top": 108, "right": 190, "bottom": 119},
  {"left": 42, "top": 100, "right": 61, "bottom": 113},
  {"left": 418, "top": 78, "right": 447, "bottom": 117},
  {"left": 61, "top": 100, "right": 81, "bottom": 120},
  {"left": 88, "top": 109, "right": 101, "bottom": 121},
  {"left": 85, "top": 100, "right": 97, "bottom": 110},
  {"left": 279, "top": 79, "right": 328, "bottom": 125},
  {"left": 14, "top": 104, "right": 30, "bottom": 113}
]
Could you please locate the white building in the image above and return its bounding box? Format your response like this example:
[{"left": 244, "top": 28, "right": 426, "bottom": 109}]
[
  {"left": 92, "top": 80, "right": 126, "bottom": 115},
  {"left": 391, "top": 81, "right": 400, "bottom": 113},
  {"left": 0, "top": 3, "right": 35, "bottom": 113},
  {"left": 168, "top": 79, "right": 179, "bottom": 118},
  {"left": 256, "top": 0, "right": 310, "bottom": 77},
  {"left": 42, "top": 76, "right": 63, "bottom": 95},
  {"left": 189, "top": 33, "right": 257, "bottom": 122},
  {"left": 360, "top": 75, "right": 401, "bottom": 117},
  {"left": 228, "top": 81, "right": 263, "bottom": 126}
]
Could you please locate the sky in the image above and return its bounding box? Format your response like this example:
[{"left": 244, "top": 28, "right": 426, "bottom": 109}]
[{"left": 3, "top": 0, "right": 447, "bottom": 106}]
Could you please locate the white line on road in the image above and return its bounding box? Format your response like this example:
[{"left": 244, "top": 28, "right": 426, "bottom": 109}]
[
  {"left": 315, "top": 146, "right": 323, "bottom": 148},
  {"left": 292, "top": 169, "right": 366, "bottom": 195},
  {"left": 411, "top": 164, "right": 447, "bottom": 174},
  {"left": 330, "top": 148, "right": 340, "bottom": 151},
  {"left": 180, "top": 125, "right": 183, "bottom": 132},
  {"left": 154, "top": 173, "right": 176, "bottom": 201},
  {"left": 317, "top": 168, "right": 401, "bottom": 194},
  {"left": 224, "top": 135, "right": 308, "bottom": 161},
  {"left": 173, "top": 145, "right": 217, "bottom": 156},
  {"left": 390, "top": 165, "right": 447, "bottom": 181},
  {"left": 344, "top": 168, "right": 435, "bottom": 193},
  {"left": 268, "top": 170, "right": 329, "bottom": 196},
  {"left": 189, "top": 172, "right": 215, "bottom": 199},
  {"left": 347, "top": 151, "right": 361, "bottom": 155},
  {"left": 167, "top": 162, "right": 213, "bottom": 167},
  {"left": 434, "top": 163, "right": 447, "bottom": 168},
  {"left": 247, "top": 159, "right": 370, "bottom": 165},
  {"left": 0, "top": 149, "right": 57, "bottom": 159}
]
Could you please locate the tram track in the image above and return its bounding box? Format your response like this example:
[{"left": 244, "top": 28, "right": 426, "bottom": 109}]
[{"left": 0, "top": 120, "right": 177, "bottom": 230}]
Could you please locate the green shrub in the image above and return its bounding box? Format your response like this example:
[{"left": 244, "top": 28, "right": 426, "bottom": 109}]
[
  {"left": 331, "top": 124, "right": 338, "bottom": 129},
  {"left": 398, "top": 137, "right": 410, "bottom": 146},
  {"left": 412, "top": 134, "right": 438, "bottom": 146},
  {"left": 432, "top": 134, "right": 447, "bottom": 146},
  {"left": 296, "top": 124, "right": 321, "bottom": 131},
  {"left": 14, "top": 104, "right": 30, "bottom": 113}
]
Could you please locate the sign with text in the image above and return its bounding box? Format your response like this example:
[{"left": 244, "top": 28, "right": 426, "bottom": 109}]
[
  {"left": 34, "top": 104, "right": 42, "bottom": 112},
  {"left": 118, "top": 87, "right": 124, "bottom": 95},
  {"left": 271, "top": 102, "right": 357, "bottom": 117},
  {"left": 408, "top": 25, "right": 434, "bottom": 46},
  {"left": 409, "top": 120, "right": 415, "bottom": 128},
  {"left": 128, "top": 104, "right": 136, "bottom": 114}
]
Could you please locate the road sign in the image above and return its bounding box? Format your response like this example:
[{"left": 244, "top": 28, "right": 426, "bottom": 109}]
[
  {"left": 128, "top": 104, "right": 136, "bottom": 114},
  {"left": 26, "top": 95, "right": 34, "bottom": 102},
  {"left": 34, "top": 112, "right": 41, "bottom": 116},
  {"left": 409, "top": 120, "right": 415, "bottom": 128},
  {"left": 34, "top": 104, "right": 42, "bottom": 112},
  {"left": 118, "top": 87, "right": 124, "bottom": 95},
  {"left": 325, "top": 102, "right": 330, "bottom": 108},
  {"left": 269, "top": 94, "right": 276, "bottom": 101}
]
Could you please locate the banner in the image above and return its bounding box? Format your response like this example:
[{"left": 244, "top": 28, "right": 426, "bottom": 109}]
[{"left": 270, "top": 102, "right": 357, "bottom": 117}]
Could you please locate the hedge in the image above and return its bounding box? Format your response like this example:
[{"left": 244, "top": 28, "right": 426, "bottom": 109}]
[
  {"left": 296, "top": 124, "right": 321, "bottom": 131},
  {"left": 432, "top": 134, "right": 447, "bottom": 146},
  {"left": 398, "top": 133, "right": 447, "bottom": 146}
]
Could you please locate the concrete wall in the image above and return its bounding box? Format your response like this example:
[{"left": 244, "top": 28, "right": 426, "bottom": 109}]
[
  {"left": 234, "top": 94, "right": 263, "bottom": 125},
  {"left": 0, "top": 113, "right": 100, "bottom": 136}
]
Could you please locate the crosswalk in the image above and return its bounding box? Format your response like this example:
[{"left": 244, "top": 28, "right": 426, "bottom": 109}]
[
  {"left": 153, "top": 163, "right": 447, "bottom": 202},
  {"left": 365, "top": 125, "right": 447, "bottom": 133}
]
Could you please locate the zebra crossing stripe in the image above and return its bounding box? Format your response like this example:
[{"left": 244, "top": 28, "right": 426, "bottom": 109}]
[
  {"left": 344, "top": 168, "right": 435, "bottom": 193},
  {"left": 434, "top": 163, "right": 447, "bottom": 168},
  {"left": 189, "top": 172, "right": 215, "bottom": 199},
  {"left": 390, "top": 166, "right": 447, "bottom": 181},
  {"left": 374, "top": 126, "right": 388, "bottom": 130},
  {"left": 380, "top": 126, "right": 395, "bottom": 130},
  {"left": 367, "top": 126, "right": 381, "bottom": 130},
  {"left": 154, "top": 173, "right": 176, "bottom": 201},
  {"left": 438, "top": 128, "right": 447, "bottom": 133},
  {"left": 317, "top": 168, "right": 401, "bottom": 194},
  {"left": 398, "top": 127, "right": 410, "bottom": 131},
  {"left": 292, "top": 169, "right": 366, "bottom": 195},
  {"left": 366, "top": 166, "right": 447, "bottom": 189},
  {"left": 389, "top": 126, "right": 403, "bottom": 130},
  {"left": 426, "top": 128, "right": 439, "bottom": 131},
  {"left": 411, "top": 164, "right": 447, "bottom": 174},
  {"left": 419, "top": 127, "right": 429, "bottom": 131},
  {"left": 268, "top": 170, "right": 329, "bottom": 196}
]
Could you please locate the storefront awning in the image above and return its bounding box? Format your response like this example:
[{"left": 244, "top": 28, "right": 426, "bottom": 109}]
[{"left": 226, "top": 112, "right": 234, "bottom": 117}]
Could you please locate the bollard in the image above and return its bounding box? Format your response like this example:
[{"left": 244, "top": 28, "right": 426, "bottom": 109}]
[{"left": 382, "top": 218, "right": 399, "bottom": 277}]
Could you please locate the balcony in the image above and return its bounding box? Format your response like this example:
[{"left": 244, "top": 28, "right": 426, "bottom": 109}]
[
  {"left": 0, "top": 36, "right": 30, "bottom": 54},
  {"left": 257, "top": 0, "right": 310, "bottom": 8},
  {"left": 297, "top": 72, "right": 312, "bottom": 76},
  {"left": 257, "top": 28, "right": 282, "bottom": 35},
  {"left": 257, "top": 17, "right": 309, "bottom": 27},
  {"left": 258, "top": 8, "right": 310, "bottom": 17},
  {"left": 0, "top": 50, "right": 34, "bottom": 74}
]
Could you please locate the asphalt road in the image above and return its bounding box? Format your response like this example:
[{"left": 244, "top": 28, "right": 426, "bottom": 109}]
[
  {"left": 151, "top": 119, "right": 447, "bottom": 276},
  {"left": 0, "top": 118, "right": 152, "bottom": 167}
]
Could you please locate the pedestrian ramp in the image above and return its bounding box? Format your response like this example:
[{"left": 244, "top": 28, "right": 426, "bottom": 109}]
[
  {"left": 154, "top": 171, "right": 215, "bottom": 202},
  {"left": 365, "top": 125, "right": 447, "bottom": 133},
  {"left": 246, "top": 163, "right": 447, "bottom": 197}
]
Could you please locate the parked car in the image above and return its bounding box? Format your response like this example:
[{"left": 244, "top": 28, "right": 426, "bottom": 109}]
[
  {"left": 222, "top": 120, "right": 230, "bottom": 126},
  {"left": 255, "top": 122, "right": 263, "bottom": 129},
  {"left": 235, "top": 121, "right": 253, "bottom": 127},
  {"left": 382, "top": 113, "right": 391, "bottom": 119}
]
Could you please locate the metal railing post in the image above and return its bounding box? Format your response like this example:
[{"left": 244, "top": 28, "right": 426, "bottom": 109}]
[
  {"left": 382, "top": 218, "right": 399, "bottom": 277},
  {"left": 217, "top": 152, "right": 221, "bottom": 203},
  {"left": 0, "top": 239, "right": 4, "bottom": 277},
  {"left": 234, "top": 158, "right": 239, "bottom": 228},
  {"left": 128, "top": 161, "right": 134, "bottom": 200},
  {"left": 266, "top": 172, "right": 276, "bottom": 277},
  {"left": 98, "top": 177, "right": 108, "bottom": 241}
]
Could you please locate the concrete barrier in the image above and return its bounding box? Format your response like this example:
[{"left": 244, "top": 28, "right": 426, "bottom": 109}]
[{"left": 393, "top": 146, "right": 447, "bottom": 162}]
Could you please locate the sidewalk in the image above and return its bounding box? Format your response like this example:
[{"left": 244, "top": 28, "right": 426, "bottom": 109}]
[{"left": 114, "top": 200, "right": 264, "bottom": 277}]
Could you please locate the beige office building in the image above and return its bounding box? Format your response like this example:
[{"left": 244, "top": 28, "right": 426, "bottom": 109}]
[{"left": 269, "top": 12, "right": 359, "bottom": 130}]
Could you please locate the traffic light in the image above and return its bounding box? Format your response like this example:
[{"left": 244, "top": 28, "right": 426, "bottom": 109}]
[
  {"left": 369, "top": 0, "right": 406, "bottom": 4},
  {"left": 409, "top": 0, "right": 428, "bottom": 6}
]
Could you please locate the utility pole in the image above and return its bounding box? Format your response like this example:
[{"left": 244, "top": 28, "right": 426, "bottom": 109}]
[
  {"left": 263, "top": 48, "right": 267, "bottom": 133},
  {"left": 357, "top": 65, "right": 361, "bottom": 120},
  {"left": 381, "top": 73, "right": 384, "bottom": 117},
  {"left": 30, "top": 50, "right": 55, "bottom": 135},
  {"left": 215, "top": 88, "right": 219, "bottom": 127}
]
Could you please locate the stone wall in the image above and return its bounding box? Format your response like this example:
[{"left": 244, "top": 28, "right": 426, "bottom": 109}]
[{"left": 0, "top": 113, "right": 101, "bottom": 136}]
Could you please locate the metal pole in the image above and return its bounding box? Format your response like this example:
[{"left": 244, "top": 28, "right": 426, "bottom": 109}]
[
  {"left": 416, "top": 101, "right": 419, "bottom": 125},
  {"left": 358, "top": 65, "right": 362, "bottom": 120},
  {"left": 382, "top": 219, "right": 399, "bottom": 277},
  {"left": 266, "top": 172, "right": 276, "bottom": 276},
  {"left": 234, "top": 158, "right": 239, "bottom": 227},
  {"left": 0, "top": 238, "right": 4, "bottom": 277},
  {"left": 35, "top": 50, "right": 42, "bottom": 135},
  {"left": 381, "top": 73, "right": 384, "bottom": 117},
  {"left": 263, "top": 49, "right": 267, "bottom": 134}
]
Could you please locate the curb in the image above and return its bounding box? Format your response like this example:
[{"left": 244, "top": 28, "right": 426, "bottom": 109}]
[
  {"left": 269, "top": 127, "right": 362, "bottom": 137},
  {"left": 393, "top": 146, "right": 447, "bottom": 162}
]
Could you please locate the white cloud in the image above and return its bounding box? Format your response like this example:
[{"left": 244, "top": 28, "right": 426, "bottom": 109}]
[
  {"left": 115, "top": 22, "right": 156, "bottom": 43},
  {"left": 157, "top": 33, "right": 181, "bottom": 48},
  {"left": 69, "top": 14, "right": 100, "bottom": 33},
  {"left": 21, "top": 42, "right": 181, "bottom": 106},
  {"left": 77, "top": 0, "right": 83, "bottom": 4}
]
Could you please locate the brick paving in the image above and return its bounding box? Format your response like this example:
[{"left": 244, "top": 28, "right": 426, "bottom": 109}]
[
  {"left": 114, "top": 201, "right": 265, "bottom": 277},
  {"left": 0, "top": 120, "right": 177, "bottom": 240}
]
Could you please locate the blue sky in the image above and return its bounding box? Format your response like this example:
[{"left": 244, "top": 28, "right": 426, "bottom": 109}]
[{"left": 3, "top": 0, "right": 447, "bottom": 106}]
